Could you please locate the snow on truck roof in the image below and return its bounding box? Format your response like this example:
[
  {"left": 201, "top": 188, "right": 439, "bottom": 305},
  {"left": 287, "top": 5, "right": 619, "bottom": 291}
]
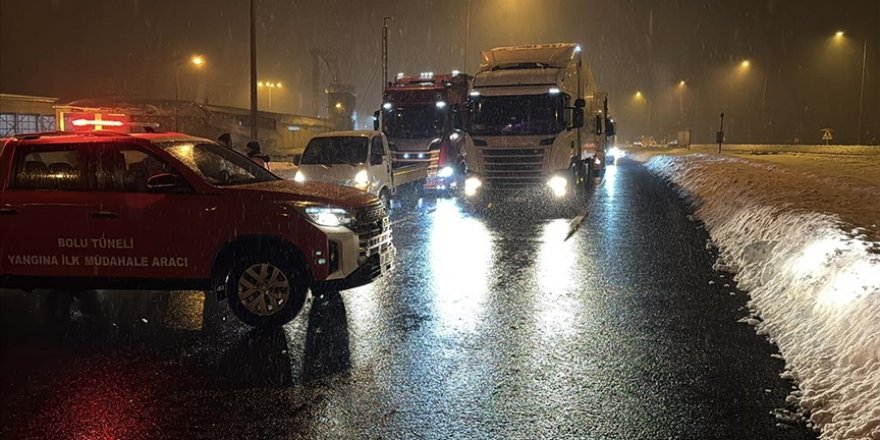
[{"left": 479, "top": 43, "right": 581, "bottom": 71}]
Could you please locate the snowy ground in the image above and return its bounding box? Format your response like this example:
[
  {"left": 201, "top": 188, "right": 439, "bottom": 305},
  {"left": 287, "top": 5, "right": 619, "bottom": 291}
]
[{"left": 640, "top": 154, "right": 880, "bottom": 440}]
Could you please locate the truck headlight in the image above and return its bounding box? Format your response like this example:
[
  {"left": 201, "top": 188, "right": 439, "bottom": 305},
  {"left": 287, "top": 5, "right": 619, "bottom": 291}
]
[
  {"left": 547, "top": 175, "right": 568, "bottom": 198},
  {"left": 465, "top": 176, "right": 482, "bottom": 197},
  {"left": 438, "top": 166, "right": 454, "bottom": 178},
  {"left": 303, "top": 206, "right": 353, "bottom": 227},
  {"left": 294, "top": 170, "right": 305, "bottom": 182}
]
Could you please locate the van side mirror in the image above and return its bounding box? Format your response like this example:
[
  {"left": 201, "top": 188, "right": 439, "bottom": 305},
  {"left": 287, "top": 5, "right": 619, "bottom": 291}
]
[
  {"left": 605, "top": 119, "right": 616, "bottom": 136},
  {"left": 292, "top": 154, "right": 302, "bottom": 165},
  {"left": 373, "top": 110, "right": 380, "bottom": 131},
  {"left": 146, "top": 173, "right": 185, "bottom": 192},
  {"left": 572, "top": 108, "right": 584, "bottom": 129}
]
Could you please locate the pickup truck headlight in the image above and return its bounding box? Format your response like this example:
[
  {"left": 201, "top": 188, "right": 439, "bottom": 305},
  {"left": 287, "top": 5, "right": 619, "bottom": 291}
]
[
  {"left": 438, "top": 166, "right": 454, "bottom": 178},
  {"left": 294, "top": 170, "right": 305, "bottom": 182},
  {"left": 303, "top": 206, "right": 353, "bottom": 227},
  {"left": 354, "top": 169, "right": 369, "bottom": 185}
]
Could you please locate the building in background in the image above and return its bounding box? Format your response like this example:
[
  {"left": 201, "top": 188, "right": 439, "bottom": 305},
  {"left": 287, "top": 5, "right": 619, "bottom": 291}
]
[{"left": 0, "top": 93, "right": 59, "bottom": 137}]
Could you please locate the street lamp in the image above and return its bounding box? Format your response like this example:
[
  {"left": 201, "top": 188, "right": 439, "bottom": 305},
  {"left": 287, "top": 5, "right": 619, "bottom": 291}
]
[
  {"left": 831, "top": 31, "right": 868, "bottom": 144},
  {"left": 258, "top": 81, "right": 283, "bottom": 110},
  {"left": 175, "top": 54, "right": 206, "bottom": 131}
]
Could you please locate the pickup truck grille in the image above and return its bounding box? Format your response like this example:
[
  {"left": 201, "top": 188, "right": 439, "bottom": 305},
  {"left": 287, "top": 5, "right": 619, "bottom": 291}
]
[
  {"left": 350, "top": 202, "right": 392, "bottom": 260},
  {"left": 480, "top": 147, "right": 547, "bottom": 190}
]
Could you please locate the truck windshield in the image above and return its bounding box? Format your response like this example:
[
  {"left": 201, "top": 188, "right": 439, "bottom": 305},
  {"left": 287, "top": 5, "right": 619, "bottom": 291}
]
[
  {"left": 161, "top": 142, "right": 278, "bottom": 186},
  {"left": 384, "top": 107, "right": 446, "bottom": 139},
  {"left": 468, "top": 94, "right": 565, "bottom": 136},
  {"left": 301, "top": 137, "right": 368, "bottom": 165}
]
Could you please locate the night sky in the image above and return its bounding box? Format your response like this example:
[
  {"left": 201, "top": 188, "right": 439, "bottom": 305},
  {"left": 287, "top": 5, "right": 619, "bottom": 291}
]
[{"left": 1, "top": 0, "right": 878, "bottom": 143}]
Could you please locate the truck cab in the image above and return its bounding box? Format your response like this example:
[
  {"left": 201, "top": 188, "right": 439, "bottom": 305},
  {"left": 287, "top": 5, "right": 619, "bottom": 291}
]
[
  {"left": 461, "top": 44, "right": 610, "bottom": 204},
  {"left": 0, "top": 131, "right": 394, "bottom": 328},
  {"left": 294, "top": 131, "right": 428, "bottom": 208}
]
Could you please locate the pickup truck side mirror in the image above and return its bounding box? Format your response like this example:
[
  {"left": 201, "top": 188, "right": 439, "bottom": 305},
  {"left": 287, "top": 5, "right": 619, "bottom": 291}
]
[
  {"left": 292, "top": 154, "right": 302, "bottom": 165},
  {"left": 572, "top": 108, "right": 585, "bottom": 129},
  {"left": 146, "top": 173, "right": 185, "bottom": 192}
]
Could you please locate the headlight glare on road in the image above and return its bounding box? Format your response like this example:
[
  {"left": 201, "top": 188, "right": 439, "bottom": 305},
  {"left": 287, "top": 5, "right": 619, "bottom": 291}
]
[
  {"left": 547, "top": 175, "right": 568, "bottom": 198},
  {"left": 294, "top": 170, "right": 305, "bottom": 182},
  {"left": 438, "top": 166, "right": 454, "bottom": 178},
  {"left": 304, "top": 206, "right": 353, "bottom": 227},
  {"left": 465, "top": 176, "right": 482, "bottom": 197}
]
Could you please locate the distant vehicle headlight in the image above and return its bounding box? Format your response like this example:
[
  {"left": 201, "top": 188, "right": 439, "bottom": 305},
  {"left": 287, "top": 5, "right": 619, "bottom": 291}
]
[
  {"left": 438, "top": 166, "right": 454, "bottom": 178},
  {"left": 465, "top": 176, "right": 482, "bottom": 197},
  {"left": 608, "top": 146, "right": 623, "bottom": 158},
  {"left": 294, "top": 170, "right": 305, "bottom": 182},
  {"left": 547, "top": 175, "right": 568, "bottom": 198},
  {"left": 303, "top": 206, "right": 353, "bottom": 227}
]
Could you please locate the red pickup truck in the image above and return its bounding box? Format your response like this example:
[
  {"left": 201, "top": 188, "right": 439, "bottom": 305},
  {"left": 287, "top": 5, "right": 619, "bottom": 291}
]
[{"left": 0, "top": 131, "right": 394, "bottom": 327}]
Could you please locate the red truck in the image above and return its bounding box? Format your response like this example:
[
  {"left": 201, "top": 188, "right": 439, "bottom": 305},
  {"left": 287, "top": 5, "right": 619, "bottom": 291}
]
[
  {"left": 0, "top": 130, "right": 394, "bottom": 327},
  {"left": 377, "top": 72, "right": 471, "bottom": 194}
]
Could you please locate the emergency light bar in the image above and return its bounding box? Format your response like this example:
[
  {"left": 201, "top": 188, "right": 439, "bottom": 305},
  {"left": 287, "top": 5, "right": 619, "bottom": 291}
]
[{"left": 72, "top": 119, "right": 124, "bottom": 127}]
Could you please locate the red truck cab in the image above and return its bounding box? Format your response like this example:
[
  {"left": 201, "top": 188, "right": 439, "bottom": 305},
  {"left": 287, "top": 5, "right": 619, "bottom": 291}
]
[{"left": 0, "top": 131, "right": 394, "bottom": 327}]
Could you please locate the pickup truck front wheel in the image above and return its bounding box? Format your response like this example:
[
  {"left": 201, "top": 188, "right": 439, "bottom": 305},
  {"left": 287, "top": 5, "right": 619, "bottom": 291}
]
[{"left": 226, "top": 254, "right": 307, "bottom": 328}]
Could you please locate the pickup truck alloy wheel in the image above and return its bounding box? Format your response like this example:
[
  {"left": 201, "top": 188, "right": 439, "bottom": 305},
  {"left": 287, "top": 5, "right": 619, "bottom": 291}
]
[
  {"left": 238, "top": 263, "right": 290, "bottom": 317},
  {"left": 226, "top": 252, "right": 307, "bottom": 328}
]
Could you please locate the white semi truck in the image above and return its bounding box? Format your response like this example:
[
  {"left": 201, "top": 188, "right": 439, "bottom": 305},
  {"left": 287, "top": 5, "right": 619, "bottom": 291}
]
[{"left": 461, "top": 43, "right": 614, "bottom": 203}]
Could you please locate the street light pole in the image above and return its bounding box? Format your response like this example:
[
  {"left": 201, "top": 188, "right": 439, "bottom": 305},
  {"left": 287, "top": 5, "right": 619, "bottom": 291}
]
[
  {"left": 174, "top": 66, "right": 181, "bottom": 132},
  {"left": 857, "top": 38, "right": 867, "bottom": 144},
  {"left": 249, "top": 0, "right": 258, "bottom": 141},
  {"left": 382, "top": 17, "right": 392, "bottom": 88}
]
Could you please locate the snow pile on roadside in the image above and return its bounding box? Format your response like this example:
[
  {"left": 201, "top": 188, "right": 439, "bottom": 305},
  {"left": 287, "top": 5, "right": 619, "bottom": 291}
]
[{"left": 646, "top": 154, "right": 880, "bottom": 440}]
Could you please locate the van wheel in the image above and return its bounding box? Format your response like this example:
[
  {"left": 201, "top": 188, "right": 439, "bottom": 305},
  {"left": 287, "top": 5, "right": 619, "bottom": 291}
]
[
  {"left": 226, "top": 252, "right": 307, "bottom": 328},
  {"left": 379, "top": 188, "right": 391, "bottom": 211}
]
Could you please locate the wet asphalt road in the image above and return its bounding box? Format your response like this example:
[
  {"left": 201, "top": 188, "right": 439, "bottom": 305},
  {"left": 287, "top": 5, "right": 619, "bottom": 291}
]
[{"left": 0, "top": 159, "right": 817, "bottom": 440}]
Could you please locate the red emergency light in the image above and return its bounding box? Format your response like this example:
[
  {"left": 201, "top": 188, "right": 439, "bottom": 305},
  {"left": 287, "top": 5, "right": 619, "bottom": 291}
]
[{"left": 62, "top": 112, "right": 131, "bottom": 133}]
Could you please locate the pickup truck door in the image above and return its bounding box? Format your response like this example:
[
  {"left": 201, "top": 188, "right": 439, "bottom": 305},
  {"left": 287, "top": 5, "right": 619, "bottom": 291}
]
[
  {"left": 96, "top": 144, "right": 221, "bottom": 282},
  {"left": 0, "top": 143, "right": 113, "bottom": 278},
  {"left": 369, "top": 135, "right": 392, "bottom": 194}
]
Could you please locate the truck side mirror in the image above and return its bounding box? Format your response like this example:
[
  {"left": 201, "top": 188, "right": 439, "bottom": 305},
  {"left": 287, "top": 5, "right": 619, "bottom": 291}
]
[
  {"left": 146, "top": 173, "right": 185, "bottom": 192},
  {"left": 373, "top": 110, "right": 381, "bottom": 131},
  {"left": 594, "top": 115, "right": 602, "bottom": 135},
  {"left": 574, "top": 98, "right": 586, "bottom": 109},
  {"left": 292, "top": 154, "right": 302, "bottom": 165},
  {"left": 572, "top": 108, "right": 585, "bottom": 129},
  {"left": 452, "top": 103, "right": 464, "bottom": 130}
]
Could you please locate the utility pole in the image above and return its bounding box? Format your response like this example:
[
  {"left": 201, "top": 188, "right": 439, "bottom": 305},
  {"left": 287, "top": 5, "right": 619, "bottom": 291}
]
[
  {"left": 464, "top": 0, "right": 470, "bottom": 74},
  {"left": 717, "top": 113, "right": 725, "bottom": 154},
  {"left": 249, "top": 0, "right": 258, "bottom": 141},
  {"left": 857, "top": 38, "right": 867, "bottom": 144},
  {"left": 382, "top": 17, "right": 392, "bottom": 89}
]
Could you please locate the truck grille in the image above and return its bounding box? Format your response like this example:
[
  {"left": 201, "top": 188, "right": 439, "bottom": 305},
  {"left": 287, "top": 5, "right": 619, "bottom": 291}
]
[
  {"left": 350, "top": 202, "right": 392, "bottom": 260},
  {"left": 480, "top": 147, "right": 547, "bottom": 190}
]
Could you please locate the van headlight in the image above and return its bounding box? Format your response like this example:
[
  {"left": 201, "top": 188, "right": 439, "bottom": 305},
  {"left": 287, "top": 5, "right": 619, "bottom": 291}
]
[
  {"left": 438, "top": 166, "right": 454, "bottom": 178},
  {"left": 547, "top": 175, "right": 568, "bottom": 198},
  {"left": 464, "top": 176, "right": 482, "bottom": 197},
  {"left": 302, "top": 206, "right": 353, "bottom": 227}
]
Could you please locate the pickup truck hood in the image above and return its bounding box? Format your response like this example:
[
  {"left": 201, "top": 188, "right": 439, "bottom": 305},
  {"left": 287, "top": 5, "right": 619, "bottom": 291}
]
[{"left": 229, "top": 179, "right": 376, "bottom": 209}]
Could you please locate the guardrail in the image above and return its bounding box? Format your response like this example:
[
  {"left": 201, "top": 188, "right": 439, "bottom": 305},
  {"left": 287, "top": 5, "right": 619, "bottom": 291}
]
[{"left": 631, "top": 144, "right": 880, "bottom": 156}]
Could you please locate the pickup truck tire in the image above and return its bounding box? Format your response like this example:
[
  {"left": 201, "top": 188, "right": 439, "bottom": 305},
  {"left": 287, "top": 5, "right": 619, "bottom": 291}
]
[{"left": 226, "top": 252, "right": 307, "bottom": 328}]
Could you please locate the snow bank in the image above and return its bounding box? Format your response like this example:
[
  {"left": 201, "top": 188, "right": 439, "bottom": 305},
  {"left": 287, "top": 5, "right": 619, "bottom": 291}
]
[
  {"left": 680, "top": 144, "right": 879, "bottom": 156},
  {"left": 646, "top": 154, "right": 880, "bottom": 440}
]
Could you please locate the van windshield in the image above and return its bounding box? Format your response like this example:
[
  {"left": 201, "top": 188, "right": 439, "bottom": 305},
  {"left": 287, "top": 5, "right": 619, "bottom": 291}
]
[
  {"left": 161, "top": 142, "right": 278, "bottom": 186},
  {"left": 301, "top": 137, "right": 368, "bottom": 165}
]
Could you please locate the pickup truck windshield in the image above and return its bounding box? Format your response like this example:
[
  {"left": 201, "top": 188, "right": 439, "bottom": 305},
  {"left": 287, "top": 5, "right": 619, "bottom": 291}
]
[
  {"left": 384, "top": 107, "right": 446, "bottom": 139},
  {"left": 301, "top": 137, "right": 367, "bottom": 165},
  {"left": 469, "top": 93, "right": 565, "bottom": 136},
  {"left": 161, "top": 142, "right": 278, "bottom": 186}
]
